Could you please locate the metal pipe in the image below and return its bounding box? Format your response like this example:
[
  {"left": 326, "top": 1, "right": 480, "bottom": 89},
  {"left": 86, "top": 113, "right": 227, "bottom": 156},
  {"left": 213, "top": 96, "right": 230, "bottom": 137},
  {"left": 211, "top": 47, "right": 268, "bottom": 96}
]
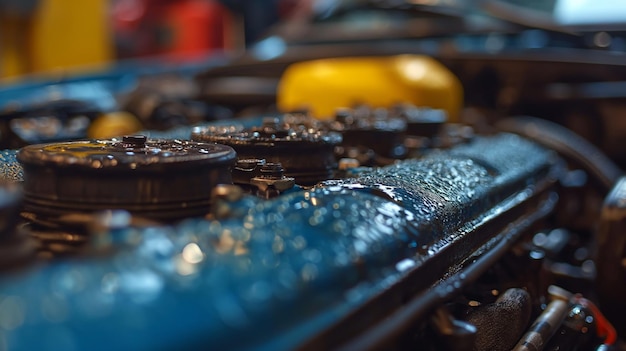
[{"left": 512, "top": 299, "right": 569, "bottom": 351}]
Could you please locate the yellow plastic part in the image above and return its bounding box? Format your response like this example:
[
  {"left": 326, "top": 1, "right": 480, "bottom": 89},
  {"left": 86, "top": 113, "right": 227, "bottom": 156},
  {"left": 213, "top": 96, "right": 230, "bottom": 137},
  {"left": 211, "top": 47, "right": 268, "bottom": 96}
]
[
  {"left": 28, "top": 0, "right": 112, "bottom": 73},
  {"left": 1, "top": 0, "right": 112, "bottom": 78},
  {"left": 277, "top": 55, "right": 463, "bottom": 121},
  {"left": 87, "top": 112, "right": 143, "bottom": 139},
  {"left": 0, "top": 15, "right": 30, "bottom": 78}
]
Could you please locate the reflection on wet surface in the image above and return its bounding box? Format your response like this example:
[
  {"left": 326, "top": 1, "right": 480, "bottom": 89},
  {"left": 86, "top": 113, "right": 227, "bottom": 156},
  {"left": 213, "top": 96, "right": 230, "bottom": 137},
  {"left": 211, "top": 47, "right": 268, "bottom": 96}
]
[{"left": 0, "top": 134, "right": 557, "bottom": 350}]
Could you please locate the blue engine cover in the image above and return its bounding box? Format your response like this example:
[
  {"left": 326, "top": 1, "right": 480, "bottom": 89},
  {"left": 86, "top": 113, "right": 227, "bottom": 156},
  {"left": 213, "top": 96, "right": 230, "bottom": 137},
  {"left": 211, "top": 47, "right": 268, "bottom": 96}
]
[{"left": 0, "top": 134, "right": 559, "bottom": 350}]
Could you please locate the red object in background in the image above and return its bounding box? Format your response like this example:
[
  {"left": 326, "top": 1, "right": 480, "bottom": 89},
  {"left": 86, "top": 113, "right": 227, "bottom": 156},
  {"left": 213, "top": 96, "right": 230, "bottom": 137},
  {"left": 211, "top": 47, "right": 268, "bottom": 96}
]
[
  {"left": 112, "top": 0, "right": 232, "bottom": 59},
  {"left": 164, "top": 0, "right": 231, "bottom": 56}
]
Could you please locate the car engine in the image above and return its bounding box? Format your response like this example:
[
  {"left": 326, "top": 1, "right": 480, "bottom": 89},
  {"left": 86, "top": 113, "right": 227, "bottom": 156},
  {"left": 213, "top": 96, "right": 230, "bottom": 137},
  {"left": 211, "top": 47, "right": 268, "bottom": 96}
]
[
  {"left": 0, "top": 97, "right": 624, "bottom": 351},
  {"left": 3, "top": 1, "right": 626, "bottom": 345}
]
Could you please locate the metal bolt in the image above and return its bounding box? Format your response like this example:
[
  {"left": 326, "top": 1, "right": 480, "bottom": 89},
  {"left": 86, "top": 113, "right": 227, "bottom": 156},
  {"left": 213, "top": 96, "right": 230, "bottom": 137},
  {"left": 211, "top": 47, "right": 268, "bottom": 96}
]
[
  {"left": 236, "top": 158, "right": 265, "bottom": 170},
  {"left": 260, "top": 162, "right": 284, "bottom": 179},
  {"left": 122, "top": 135, "right": 147, "bottom": 148}
]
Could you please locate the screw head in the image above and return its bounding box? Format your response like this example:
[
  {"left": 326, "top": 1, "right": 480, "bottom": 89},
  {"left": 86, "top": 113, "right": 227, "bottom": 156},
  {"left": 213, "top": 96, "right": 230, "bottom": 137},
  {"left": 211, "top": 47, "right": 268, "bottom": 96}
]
[{"left": 122, "top": 135, "right": 147, "bottom": 147}]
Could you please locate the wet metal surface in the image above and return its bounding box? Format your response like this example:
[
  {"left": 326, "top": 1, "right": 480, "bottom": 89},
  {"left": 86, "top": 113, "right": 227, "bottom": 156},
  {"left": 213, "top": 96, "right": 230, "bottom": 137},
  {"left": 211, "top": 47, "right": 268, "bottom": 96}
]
[
  {"left": 17, "top": 138, "right": 236, "bottom": 221},
  {"left": 18, "top": 138, "right": 236, "bottom": 171},
  {"left": 0, "top": 134, "right": 559, "bottom": 350},
  {"left": 0, "top": 150, "right": 22, "bottom": 182},
  {"left": 191, "top": 120, "right": 341, "bottom": 185}
]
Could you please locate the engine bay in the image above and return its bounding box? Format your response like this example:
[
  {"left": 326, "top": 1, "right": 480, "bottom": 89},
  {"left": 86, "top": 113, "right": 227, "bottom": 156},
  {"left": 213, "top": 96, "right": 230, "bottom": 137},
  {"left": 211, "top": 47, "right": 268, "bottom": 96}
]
[
  {"left": 2, "top": 2, "right": 626, "bottom": 346},
  {"left": 0, "top": 101, "right": 623, "bottom": 350}
]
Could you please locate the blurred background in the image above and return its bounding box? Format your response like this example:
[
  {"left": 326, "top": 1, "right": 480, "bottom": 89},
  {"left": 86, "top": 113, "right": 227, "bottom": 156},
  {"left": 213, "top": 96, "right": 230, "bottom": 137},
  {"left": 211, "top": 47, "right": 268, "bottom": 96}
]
[
  {"left": 3, "top": 0, "right": 626, "bottom": 165},
  {"left": 0, "top": 0, "right": 304, "bottom": 78}
]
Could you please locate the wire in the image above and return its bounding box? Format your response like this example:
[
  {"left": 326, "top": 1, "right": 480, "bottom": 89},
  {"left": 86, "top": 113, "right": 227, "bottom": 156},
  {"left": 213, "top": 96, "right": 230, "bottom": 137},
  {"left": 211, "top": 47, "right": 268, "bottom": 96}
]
[{"left": 574, "top": 295, "right": 617, "bottom": 346}]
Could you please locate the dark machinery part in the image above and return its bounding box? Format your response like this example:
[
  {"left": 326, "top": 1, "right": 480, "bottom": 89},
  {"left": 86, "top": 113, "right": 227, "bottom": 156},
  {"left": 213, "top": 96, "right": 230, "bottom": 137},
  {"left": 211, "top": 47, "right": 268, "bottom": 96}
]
[
  {"left": 17, "top": 135, "right": 236, "bottom": 221},
  {"left": 399, "top": 106, "right": 447, "bottom": 139},
  {"left": 431, "top": 307, "right": 477, "bottom": 351},
  {"left": 495, "top": 117, "right": 626, "bottom": 347},
  {"left": 122, "top": 77, "right": 233, "bottom": 131},
  {"left": 0, "top": 106, "right": 621, "bottom": 350},
  {"left": 0, "top": 180, "right": 22, "bottom": 239},
  {"left": 545, "top": 303, "right": 597, "bottom": 351},
  {"left": 332, "top": 106, "right": 407, "bottom": 160},
  {"left": 313, "top": 134, "right": 561, "bottom": 351},
  {"left": 0, "top": 99, "right": 100, "bottom": 149},
  {"left": 497, "top": 116, "right": 623, "bottom": 192},
  {"left": 0, "top": 133, "right": 567, "bottom": 351},
  {"left": 512, "top": 297, "right": 569, "bottom": 351},
  {"left": 596, "top": 176, "right": 626, "bottom": 337},
  {"left": 465, "top": 288, "right": 532, "bottom": 351},
  {"left": 0, "top": 180, "right": 35, "bottom": 269},
  {"left": 191, "top": 118, "right": 341, "bottom": 185},
  {"left": 232, "top": 158, "right": 296, "bottom": 198},
  {"left": 281, "top": 106, "right": 448, "bottom": 165}
]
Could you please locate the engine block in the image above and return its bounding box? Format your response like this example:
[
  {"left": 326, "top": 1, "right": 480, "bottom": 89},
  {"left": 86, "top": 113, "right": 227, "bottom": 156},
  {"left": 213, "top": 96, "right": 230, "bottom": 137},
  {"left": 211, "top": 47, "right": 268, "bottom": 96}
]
[{"left": 0, "top": 133, "right": 563, "bottom": 350}]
